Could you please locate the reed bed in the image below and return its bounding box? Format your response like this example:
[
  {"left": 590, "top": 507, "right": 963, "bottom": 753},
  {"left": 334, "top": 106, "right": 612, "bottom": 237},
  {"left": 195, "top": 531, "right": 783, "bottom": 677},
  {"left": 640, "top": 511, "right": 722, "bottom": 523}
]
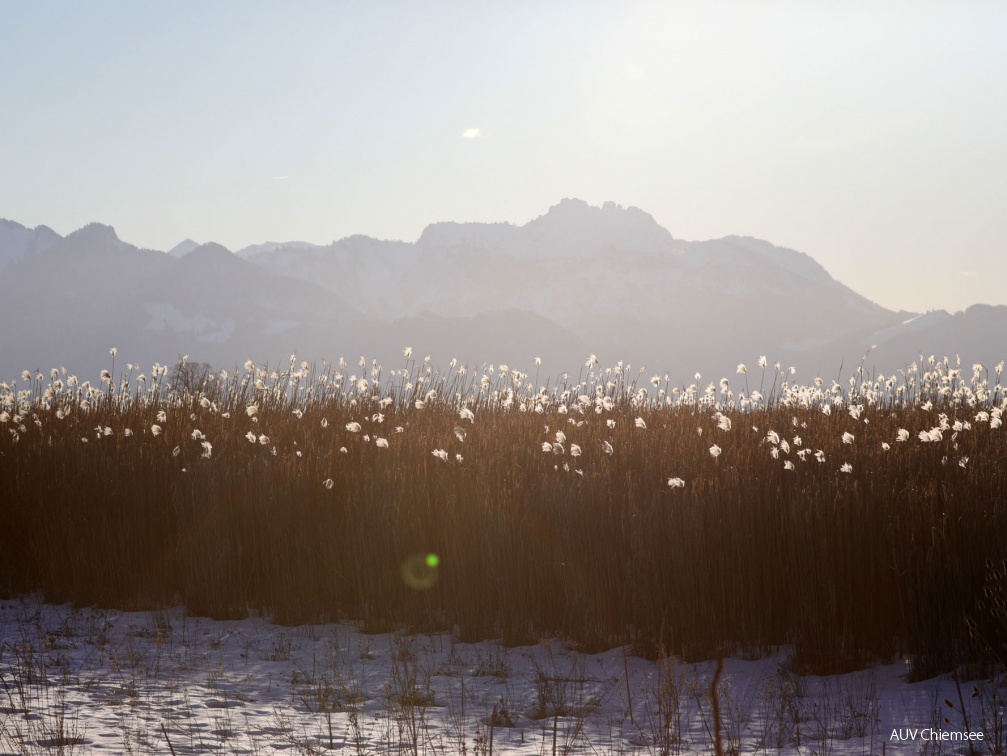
[{"left": 1, "top": 351, "right": 1005, "bottom": 679}]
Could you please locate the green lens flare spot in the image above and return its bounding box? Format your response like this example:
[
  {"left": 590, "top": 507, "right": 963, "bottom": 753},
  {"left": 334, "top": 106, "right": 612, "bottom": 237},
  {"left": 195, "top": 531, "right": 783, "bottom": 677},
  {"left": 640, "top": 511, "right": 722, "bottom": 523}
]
[{"left": 401, "top": 553, "right": 439, "bottom": 590}]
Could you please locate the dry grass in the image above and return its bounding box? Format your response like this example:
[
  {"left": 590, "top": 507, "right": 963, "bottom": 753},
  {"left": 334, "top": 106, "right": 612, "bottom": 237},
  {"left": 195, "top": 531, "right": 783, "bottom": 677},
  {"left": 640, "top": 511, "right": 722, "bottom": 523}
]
[{"left": 1, "top": 352, "right": 1006, "bottom": 677}]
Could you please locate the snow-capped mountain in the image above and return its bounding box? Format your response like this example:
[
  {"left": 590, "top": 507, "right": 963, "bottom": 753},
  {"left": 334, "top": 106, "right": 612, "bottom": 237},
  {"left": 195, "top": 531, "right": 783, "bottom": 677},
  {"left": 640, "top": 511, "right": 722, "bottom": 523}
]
[{"left": 1, "top": 201, "right": 1005, "bottom": 384}]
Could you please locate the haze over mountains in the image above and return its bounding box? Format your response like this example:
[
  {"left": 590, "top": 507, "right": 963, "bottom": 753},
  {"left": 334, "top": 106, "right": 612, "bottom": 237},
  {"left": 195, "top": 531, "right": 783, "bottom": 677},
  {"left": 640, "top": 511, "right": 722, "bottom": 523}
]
[{"left": 1, "top": 200, "right": 1002, "bottom": 386}]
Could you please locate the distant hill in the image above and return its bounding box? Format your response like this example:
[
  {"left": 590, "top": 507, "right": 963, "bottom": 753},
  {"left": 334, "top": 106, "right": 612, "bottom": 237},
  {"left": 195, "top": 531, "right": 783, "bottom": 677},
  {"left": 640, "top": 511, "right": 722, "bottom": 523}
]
[
  {"left": 0, "top": 219, "right": 60, "bottom": 269},
  {"left": 166, "top": 238, "right": 200, "bottom": 258},
  {"left": 2, "top": 201, "right": 1006, "bottom": 386}
]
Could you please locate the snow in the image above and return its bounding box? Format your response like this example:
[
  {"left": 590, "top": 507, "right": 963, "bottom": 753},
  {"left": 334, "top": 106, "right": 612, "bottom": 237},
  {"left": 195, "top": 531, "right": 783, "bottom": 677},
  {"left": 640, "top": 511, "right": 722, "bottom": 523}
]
[
  {"left": 866, "top": 310, "right": 954, "bottom": 348},
  {"left": 0, "top": 598, "right": 999, "bottom": 754}
]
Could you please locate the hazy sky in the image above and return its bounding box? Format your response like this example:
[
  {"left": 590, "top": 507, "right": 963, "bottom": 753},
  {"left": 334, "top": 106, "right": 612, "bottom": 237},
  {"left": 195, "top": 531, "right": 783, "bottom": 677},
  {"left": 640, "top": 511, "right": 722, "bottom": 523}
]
[{"left": 2, "top": 2, "right": 1004, "bottom": 314}]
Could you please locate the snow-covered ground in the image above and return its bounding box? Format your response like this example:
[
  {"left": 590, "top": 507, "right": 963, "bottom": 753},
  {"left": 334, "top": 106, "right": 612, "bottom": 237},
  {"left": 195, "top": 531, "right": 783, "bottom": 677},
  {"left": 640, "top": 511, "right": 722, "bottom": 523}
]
[{"left": 0, "top": 598, "right": 1001, "bottom": 755}]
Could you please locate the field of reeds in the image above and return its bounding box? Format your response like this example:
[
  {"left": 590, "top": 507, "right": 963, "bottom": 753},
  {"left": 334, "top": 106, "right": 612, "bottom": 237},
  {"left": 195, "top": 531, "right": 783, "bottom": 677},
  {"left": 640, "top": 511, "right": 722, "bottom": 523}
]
[{"left": 2, "top": 350, "right": 1006, "bottom": 682}]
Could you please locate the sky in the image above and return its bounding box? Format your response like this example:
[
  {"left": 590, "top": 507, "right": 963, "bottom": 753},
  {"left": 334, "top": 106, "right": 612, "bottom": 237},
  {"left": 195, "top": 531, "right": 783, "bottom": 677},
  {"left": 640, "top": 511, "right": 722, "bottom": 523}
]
[{"left": 1, "top": 1, "right": 1005, "bottom": 314}]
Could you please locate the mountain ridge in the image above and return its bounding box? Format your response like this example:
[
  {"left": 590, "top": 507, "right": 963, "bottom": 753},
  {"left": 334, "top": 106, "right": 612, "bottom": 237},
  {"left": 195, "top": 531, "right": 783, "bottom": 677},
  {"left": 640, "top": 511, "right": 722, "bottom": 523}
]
[{"left": 1, "top": 200, "right": 1003, "bottom": 385}]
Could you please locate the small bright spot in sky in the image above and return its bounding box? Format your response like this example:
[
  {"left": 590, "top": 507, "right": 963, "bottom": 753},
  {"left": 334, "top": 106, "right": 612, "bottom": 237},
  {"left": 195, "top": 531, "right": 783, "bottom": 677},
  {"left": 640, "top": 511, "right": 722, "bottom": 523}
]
[
  {"left": 461, "top": 127, "right": 482, "bottom": 139},
  {"left": 272, "top": 176, "right": 288, "bottom": 181}
]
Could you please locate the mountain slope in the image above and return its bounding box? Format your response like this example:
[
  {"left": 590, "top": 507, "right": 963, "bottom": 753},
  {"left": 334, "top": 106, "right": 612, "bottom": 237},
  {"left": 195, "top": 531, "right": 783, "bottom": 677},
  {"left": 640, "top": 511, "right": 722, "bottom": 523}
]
[
  {"left": 0, "top": 219, "right": 61, "bottom": 271},
  {"left": 0, "top": 230, "right": 361, "bottom": 378},
  {"left": 4, "top": 201, "right": 1007, "bottom": 384},
  {"left": 240, "top": 199, "right": 912, "bottom": 378},
  {"left": 166, "top": 238, "right": 200, "bottom": 258}
]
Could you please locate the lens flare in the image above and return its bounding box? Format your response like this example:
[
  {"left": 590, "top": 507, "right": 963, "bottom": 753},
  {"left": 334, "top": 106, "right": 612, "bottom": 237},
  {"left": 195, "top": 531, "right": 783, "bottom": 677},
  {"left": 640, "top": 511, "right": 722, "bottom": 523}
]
[{"left": 401, "top": 553, "right": 440, "bottom": 590}]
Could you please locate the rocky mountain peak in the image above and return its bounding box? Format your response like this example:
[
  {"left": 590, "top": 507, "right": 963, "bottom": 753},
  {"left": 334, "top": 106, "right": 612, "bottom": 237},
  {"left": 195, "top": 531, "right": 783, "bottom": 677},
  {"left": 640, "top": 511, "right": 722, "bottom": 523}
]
[
  {"left": 66, "top": 222, "right": 121, "bottom": 245},
  {"left": 522, "top": 198, "right": 675, "bottom": 254}
]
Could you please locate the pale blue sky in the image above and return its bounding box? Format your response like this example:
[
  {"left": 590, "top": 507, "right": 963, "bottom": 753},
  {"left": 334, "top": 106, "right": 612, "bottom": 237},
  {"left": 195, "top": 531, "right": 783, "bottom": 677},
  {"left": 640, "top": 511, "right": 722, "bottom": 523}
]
[{"left": 2, "top": 2, "right": 1004, "bottom": 314}]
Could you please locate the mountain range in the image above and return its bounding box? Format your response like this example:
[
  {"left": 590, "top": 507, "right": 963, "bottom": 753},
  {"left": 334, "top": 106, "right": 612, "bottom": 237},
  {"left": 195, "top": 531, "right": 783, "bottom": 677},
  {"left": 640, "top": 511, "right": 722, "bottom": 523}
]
[{"left": 1, "top": 200, "right": 1001, "bottom": 386}]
